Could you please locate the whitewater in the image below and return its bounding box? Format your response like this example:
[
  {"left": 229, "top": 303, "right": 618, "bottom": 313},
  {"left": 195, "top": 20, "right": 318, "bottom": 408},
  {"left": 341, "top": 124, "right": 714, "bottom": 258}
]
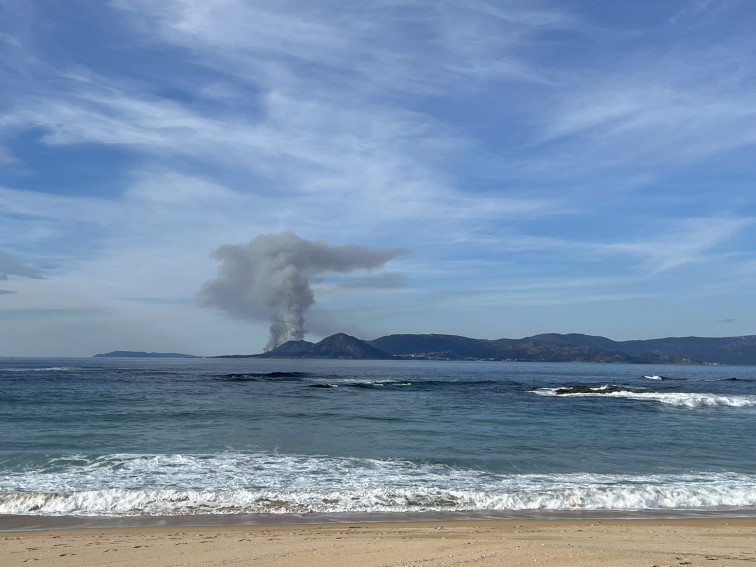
[{"left": 1, "top": 358, "right": 755, "bottom": 519}]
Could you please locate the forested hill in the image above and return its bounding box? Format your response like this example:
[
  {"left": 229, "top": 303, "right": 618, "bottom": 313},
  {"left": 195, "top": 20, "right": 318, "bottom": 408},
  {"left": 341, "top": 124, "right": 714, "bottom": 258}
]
[
  {"left": 369, "top": 333, "right": 756, "bottom": 365},
  {"left": 99, "top": 333, "right": 756, "bottom": 365}
]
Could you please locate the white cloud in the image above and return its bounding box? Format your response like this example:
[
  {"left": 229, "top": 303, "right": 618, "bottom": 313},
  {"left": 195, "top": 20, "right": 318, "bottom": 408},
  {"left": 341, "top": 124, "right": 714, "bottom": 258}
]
[
  {"left": 484, "top": 216, "right": 755, "bottom": 274},
  {"left": 669, "top": 0, "right": 723, "bottom": 26},
  {"left": 0, "top": 144, "right": 19, "bottom": 165},
  {"left": 530, "top": 36, "right": 756, "bottom": 180},
  {"left": 2, "top": 1, "right": 756, "bottom": 352},
  {"left": 601, "top": 216, "right": 755, "bottom": 273},
  {"left": 1, "top": 64, "right": 562, "bottom": 252},
  {"left": 112, "top": 0, "right": 576, "bottom": 92}
]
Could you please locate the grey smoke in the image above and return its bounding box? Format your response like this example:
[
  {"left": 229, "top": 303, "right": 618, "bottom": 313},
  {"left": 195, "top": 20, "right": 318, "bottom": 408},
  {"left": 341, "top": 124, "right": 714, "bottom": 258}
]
[{"left": 198, "top": 232, "right": 404, "bottom": 351}]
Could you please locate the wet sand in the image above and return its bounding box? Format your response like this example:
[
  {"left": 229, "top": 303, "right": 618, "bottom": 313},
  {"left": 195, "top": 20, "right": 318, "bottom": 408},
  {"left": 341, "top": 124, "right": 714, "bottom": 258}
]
[{"left": 2, "top": 518, "right": 756, "bottom": 566}]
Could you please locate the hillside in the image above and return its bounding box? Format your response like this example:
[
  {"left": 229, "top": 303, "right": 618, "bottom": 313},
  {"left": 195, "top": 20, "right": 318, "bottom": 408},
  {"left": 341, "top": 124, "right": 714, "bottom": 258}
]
[
  {"left": 93, "top": 351, "right": 199, "bottom": 358},
  {"left": 256, "top": 340, "right": 314, "bottom": 357},
  {"left": 370, "top": 333, "right": 756, "bottom": 365},
  {"left": 109, "top": 333, "right": 756, "bottom": 364},
  {"left": 293, "top": 333, "right": 394, "bottom": 359}
]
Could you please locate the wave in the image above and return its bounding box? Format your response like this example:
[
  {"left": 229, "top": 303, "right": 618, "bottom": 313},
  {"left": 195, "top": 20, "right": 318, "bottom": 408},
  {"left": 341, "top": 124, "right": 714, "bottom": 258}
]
[
  {"left": 532, "top": 386, "right": 756, "bottom": 408},
  {"left": 308, "top": 379, "right": 501, "bottom": 391},
  {"left": 0, "top": 367, "right": 86, "bottom": 373},
  {"left": 303, "top": 379, "right": 416, "bottom": 389},
  {"left": 344, "top": 380, "right": 413, "bottom": 389},
  {"left": 213, "top": 374, "right": 502, "bottom": 390},
  {"left": 215, "top": 371, "right": 315, "bottom": 382},
  {"left": 1, "top": 453, "right": 755, "bottom": 516},
  {"left": 215, "top": 374, "right": 413, "bottom": 388}
]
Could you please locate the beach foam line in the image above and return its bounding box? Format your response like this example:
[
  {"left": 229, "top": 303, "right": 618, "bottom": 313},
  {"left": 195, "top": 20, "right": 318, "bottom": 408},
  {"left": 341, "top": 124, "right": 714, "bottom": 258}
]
[
  {"left": 3, "top": 479, "right": 755, "bottom": 516},
  {"left": 2, "top": 453, "right": 755, "bottom": 516}
]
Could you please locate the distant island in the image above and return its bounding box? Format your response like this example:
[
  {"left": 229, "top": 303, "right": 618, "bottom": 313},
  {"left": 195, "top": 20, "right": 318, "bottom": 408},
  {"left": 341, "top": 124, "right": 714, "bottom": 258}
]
[
  {"left": 93, "top": 351, "right": 199, "bottom": 358},
  {"left": 210, "top": 332, "right": 756, "bottom": 366}
]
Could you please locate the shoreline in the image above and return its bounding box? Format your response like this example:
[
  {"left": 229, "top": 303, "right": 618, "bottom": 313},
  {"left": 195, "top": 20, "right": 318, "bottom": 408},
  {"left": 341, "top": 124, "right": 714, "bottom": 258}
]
[
  {"left": 3, "top": 517, "right": 755, "bottom": 566},
  {"left": 3, "top": 507, "right": 756, "bottom": 532}
]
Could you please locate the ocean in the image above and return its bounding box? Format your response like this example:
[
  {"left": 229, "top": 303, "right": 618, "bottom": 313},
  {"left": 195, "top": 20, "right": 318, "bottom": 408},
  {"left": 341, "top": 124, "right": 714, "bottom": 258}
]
[{"left": 1, "top": 357, "right": 755, "bottom": 523}]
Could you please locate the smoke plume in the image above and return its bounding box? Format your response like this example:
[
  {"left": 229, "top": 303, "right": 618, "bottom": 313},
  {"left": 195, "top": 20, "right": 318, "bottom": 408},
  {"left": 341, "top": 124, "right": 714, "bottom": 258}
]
[{"left": 198, "top": 232, "right": 403, "bottom": 351}]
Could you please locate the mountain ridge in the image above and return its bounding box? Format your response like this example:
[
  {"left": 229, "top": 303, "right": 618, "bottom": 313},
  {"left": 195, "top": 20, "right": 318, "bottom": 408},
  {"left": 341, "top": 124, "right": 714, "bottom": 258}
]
[
  {"left": 93, "top": 351, "right": 199, "bottom": 358},
  {"left": 104, "top": 333, "right": 756, "bottom": 365},
  {"left": 369, "top": 333, "right": 756, "bottom": 365}
]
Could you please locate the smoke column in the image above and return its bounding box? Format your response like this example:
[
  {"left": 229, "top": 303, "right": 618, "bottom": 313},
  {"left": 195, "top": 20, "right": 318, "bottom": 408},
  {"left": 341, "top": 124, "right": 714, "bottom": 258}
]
[{"left": 198, "top": 232, "right": 403, "bottom": 351}]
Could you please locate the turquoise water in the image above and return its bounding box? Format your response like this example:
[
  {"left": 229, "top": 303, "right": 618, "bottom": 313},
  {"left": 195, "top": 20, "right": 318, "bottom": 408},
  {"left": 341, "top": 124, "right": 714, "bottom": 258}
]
[{"left": 1, "top": 358, "right": 755, "bottom": 517}]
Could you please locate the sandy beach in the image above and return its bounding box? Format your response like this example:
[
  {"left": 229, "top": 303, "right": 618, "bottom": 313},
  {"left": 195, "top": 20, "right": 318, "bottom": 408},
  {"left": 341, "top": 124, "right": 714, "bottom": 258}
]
[{"left": 2, "top": 518, "right": 755, "bottom": 566}]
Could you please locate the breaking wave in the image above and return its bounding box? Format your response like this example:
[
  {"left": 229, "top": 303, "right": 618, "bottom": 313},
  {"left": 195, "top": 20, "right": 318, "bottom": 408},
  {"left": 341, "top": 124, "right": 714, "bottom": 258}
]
[
  {"left": 532, "top": 386, "right": 756, "bottom": 408},
  {"left": 1, "top": 453, "right": 754, "bottom": 516}
]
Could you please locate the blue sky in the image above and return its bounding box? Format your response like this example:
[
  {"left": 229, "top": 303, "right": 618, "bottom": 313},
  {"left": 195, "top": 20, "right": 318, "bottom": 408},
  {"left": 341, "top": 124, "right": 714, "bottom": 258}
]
[{"left": 2, "top": 0, "right": 756, "bottom": 356}]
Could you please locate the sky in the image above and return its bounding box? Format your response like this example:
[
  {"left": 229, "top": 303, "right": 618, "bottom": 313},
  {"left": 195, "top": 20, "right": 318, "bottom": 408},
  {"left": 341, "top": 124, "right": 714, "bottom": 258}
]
[{"left": 1, "top": 0, "right": 756, "bottom": 357}]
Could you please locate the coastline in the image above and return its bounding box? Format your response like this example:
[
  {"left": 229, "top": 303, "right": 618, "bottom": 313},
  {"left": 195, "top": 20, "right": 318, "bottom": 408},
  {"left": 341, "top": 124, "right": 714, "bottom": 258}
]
[
  {"left": 3, "top": 507, "right": 756, "bottom": 533},
  {"left": 3, "top": 517, "right": 755, "bottom": 566}
]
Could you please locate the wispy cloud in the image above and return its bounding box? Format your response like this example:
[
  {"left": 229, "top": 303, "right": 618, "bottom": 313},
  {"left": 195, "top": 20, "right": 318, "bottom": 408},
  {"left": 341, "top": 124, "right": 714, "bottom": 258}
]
[
  {"left": 0, "top": 308, "right": 101, "bottom": 320},
  {"left": 600, "top": 216, "right": 755, "bottom": 273},
  {"left": 669, "top": 0, "right": 725, "bottom": 26},
  {"left": 2, "top": 1, "right": 756, "bottom": 352},
  {"left": 532, "top": 36, "right": 756, "bottom": 180},
  {"left": 0, "top": 145, "right": 19, "bottom": 165},
  {"left": 113, "top": 0, "right": 576, "bottom": 91},
  {"left": 0, "top": 250, "right": 43, "bottom": 279},
  {"left": 1, "top": 66, "right": 562, "bottom": 250}
]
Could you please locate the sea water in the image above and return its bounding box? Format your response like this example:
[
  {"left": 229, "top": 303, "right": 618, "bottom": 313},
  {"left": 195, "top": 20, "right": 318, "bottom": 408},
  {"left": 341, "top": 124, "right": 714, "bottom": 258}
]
[{"left": 1, "top": 358, "right": 755, "bottom": 519}]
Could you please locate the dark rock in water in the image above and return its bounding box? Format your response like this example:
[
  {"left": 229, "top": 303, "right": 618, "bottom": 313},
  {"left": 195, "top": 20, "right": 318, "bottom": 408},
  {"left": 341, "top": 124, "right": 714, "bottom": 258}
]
[
  {"left": 217, "top": 371, "right": 312, "bottom": 380},
  {"left": 555, "top": 386, "right": 633, "bottom": 395}
]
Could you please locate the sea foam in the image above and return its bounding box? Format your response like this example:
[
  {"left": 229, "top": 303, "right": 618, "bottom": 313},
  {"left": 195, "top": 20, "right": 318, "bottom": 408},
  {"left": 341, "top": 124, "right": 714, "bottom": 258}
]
[
  {"left": 532, "top": 387, "right": 756, "bottom": 408},
  {"left": 1, "top": 453, "right": 754, "bottom": 516}
]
